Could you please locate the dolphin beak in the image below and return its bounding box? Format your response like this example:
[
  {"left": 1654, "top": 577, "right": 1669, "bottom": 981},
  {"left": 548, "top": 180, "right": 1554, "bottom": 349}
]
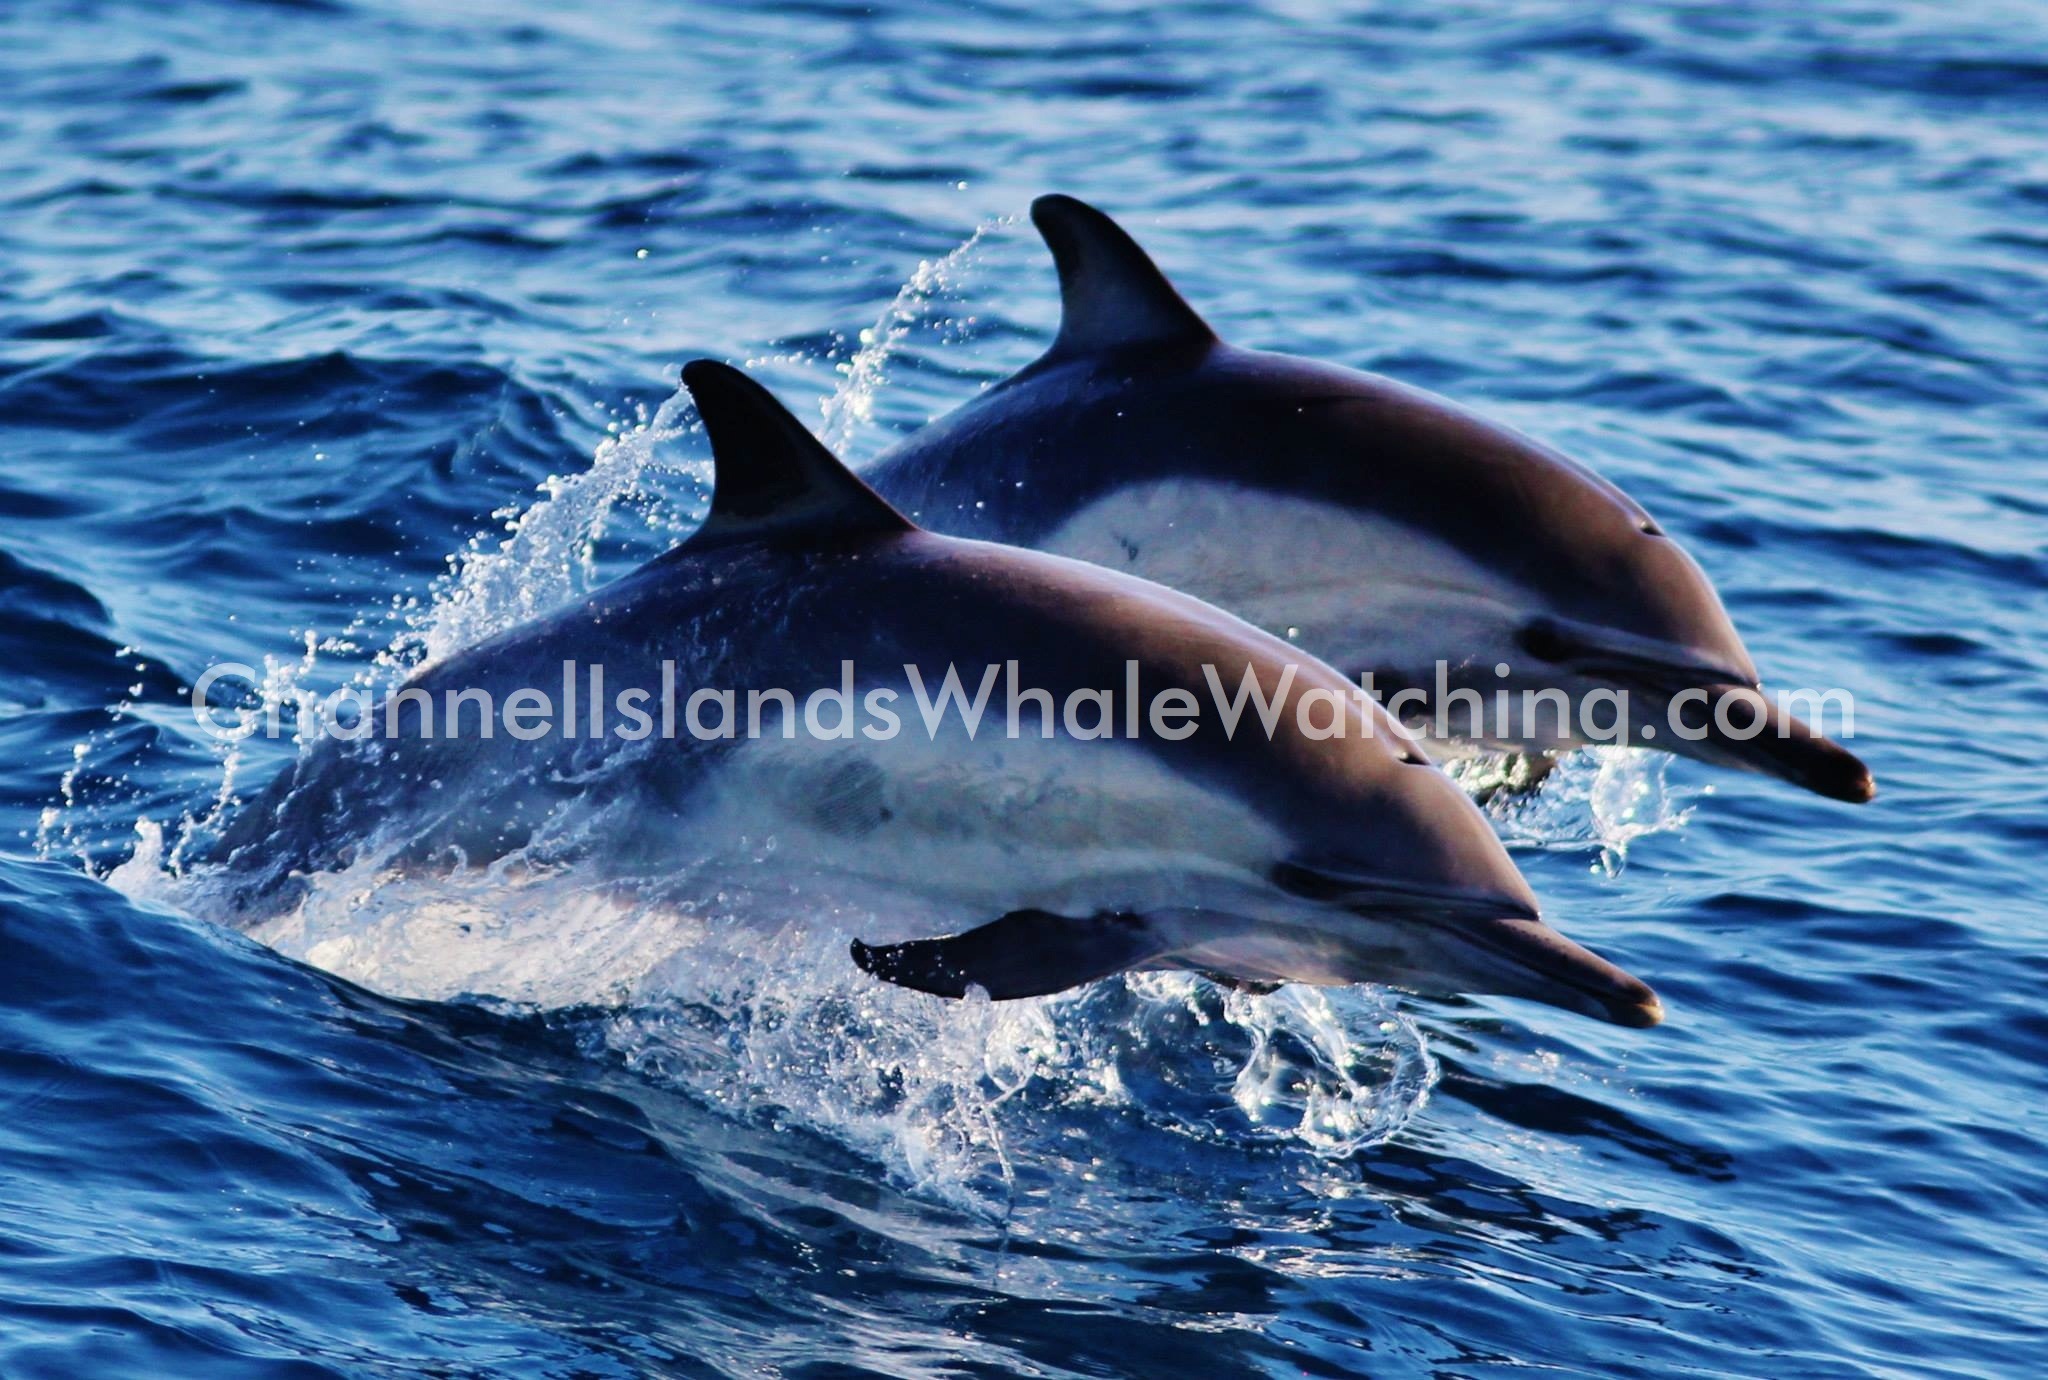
[
  {"left": 1301, "top": 881, "right": 1663, "bottom": 1027},
  {"left": 1671, "top": 683, "right": 1875, "bottom": 804},
  {"left": 1452, "top": 915, "right": 1665, "bottom": 1028},
  {"left": 1275, "top": 863, "right": 1662, "bottom": 1027},
  {"left": 1522, "top": 617, "right": 1874, "bottom": 803}
]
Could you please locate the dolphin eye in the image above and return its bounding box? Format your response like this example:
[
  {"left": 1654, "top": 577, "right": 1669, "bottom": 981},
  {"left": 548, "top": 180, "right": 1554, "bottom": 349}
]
[
  {"left": 1517, "top": 619, "right": 1573, "bottom": 663},
  {"left": 1271, "top": 861, "right": 1351, "bottom": 902},
  {"left": 1638, "top": 517, "right": 1664, "bottom": 536}
]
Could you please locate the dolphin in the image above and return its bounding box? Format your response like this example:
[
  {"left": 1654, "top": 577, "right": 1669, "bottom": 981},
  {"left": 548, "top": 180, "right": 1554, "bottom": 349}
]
[
  {"left": 201, "top": 361, "right": 1661, "bottom": 1026},
  {"left": 861, "top": 195, "right": 1873, "bottom": 803}
]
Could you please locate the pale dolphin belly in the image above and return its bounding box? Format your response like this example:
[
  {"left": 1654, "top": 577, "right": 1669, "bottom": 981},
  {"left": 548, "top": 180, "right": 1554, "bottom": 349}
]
[
  {"left": 1031, "top": 479, "right": 1607, "bottom": 752},
  {"left": 665, "top": 721, "right": 1297, "bottom": 942}
]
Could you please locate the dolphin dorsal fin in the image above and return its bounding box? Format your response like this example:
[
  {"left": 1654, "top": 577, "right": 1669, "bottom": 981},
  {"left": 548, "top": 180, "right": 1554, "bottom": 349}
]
[
  {"left": 679, "top": 360, "right": 914, "bottom": 548},
  {"left": 1031, "top": 194, "right": 1217, "bottom": 360}
]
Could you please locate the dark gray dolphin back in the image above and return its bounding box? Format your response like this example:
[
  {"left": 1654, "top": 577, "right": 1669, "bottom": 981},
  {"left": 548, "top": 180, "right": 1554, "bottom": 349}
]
[{"left": 1031, "top": 194, "right": 1217, "bottom": 361}]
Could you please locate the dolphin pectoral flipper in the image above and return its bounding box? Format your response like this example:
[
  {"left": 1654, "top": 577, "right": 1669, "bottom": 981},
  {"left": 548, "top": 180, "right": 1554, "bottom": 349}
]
[{"left": 850, "top": 909, "right": 1170, "bottom": 1000}]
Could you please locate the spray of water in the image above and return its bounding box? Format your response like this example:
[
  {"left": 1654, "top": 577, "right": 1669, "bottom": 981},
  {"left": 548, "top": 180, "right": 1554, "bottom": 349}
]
[
  {"left": 818, "top": 220, "right": 1008, "bottom": 457},
  {"left": 398, "top": 388, "right": 708, "bottom": 671},
  {"left": 1462, "top": 747, "right": 1699, "bottom": 875}
]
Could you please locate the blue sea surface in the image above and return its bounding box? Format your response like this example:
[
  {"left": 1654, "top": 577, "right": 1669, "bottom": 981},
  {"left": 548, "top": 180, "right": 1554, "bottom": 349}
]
[{"left": 3, "top": 1, "right": 2047, "bottom": 1375}]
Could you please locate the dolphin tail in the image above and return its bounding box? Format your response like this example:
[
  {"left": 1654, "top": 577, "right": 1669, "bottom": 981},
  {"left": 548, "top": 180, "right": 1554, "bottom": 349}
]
[{"left": 850, "top": 909, "right": 1170, "bottom": 1000}]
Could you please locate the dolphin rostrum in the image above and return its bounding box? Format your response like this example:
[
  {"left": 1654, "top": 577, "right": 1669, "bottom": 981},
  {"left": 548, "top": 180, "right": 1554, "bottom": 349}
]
[
  {"left": 862, "top": 195, "right": 1873, "bottom": 803},
  {"left": 201, "top": 361, "right": 1662, "bottom": 1026}
]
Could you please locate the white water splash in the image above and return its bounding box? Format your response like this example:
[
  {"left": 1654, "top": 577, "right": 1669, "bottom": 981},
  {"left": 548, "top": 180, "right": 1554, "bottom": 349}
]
[
  {"left": 1464, "top": 746, "right": 1698, "bottom": 873},
  {"left": 818, "top": 218, "right": 1010, "bottom": 457},
  {"left": 32, "top": 739, "right": 94, "bottom": 862},
  {"left": 198, "top": 830, "right": 1433, "bottom": 1210},
  {"left": 396, "top": 388, "right": 707, "bottom": 671}
]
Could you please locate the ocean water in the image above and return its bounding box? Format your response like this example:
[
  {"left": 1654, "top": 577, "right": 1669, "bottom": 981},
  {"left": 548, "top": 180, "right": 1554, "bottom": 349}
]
[{"left": 4, "top": 0, "right": 2047, "bottom": 1375}]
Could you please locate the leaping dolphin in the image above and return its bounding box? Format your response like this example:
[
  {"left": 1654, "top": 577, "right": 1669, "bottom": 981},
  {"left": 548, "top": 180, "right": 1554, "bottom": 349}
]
[
  {"left": 863, "top": 195, "right": 1873, "bottom": 803},
  {"left": 201, "top": 361, "right": 1662, "bottom": 1027}
]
